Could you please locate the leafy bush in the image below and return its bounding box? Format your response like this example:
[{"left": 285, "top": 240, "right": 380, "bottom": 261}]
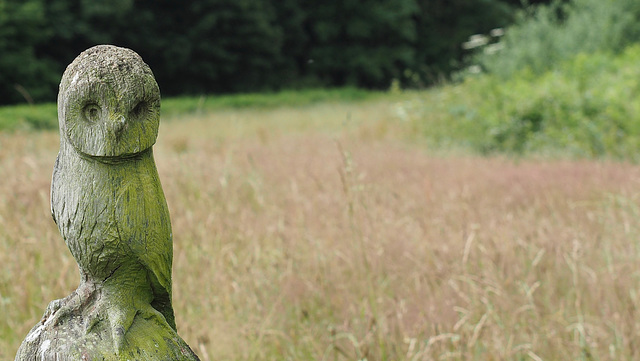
[
  {"left": 418, "top": 45, "right": 640, "bottom": 160},
  {"left": 414, "top": 0, "right": 640, "bottom": 160},
  {"left": 476, "top": 0, "right": 640, "bottom": 78}
]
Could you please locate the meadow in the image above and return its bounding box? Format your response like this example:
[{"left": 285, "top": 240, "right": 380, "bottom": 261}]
[{"left": 2, "top": 89, "right": 640, "bottom": 361}]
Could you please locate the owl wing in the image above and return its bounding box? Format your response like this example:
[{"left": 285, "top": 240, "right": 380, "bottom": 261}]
[
  {"left": 117, "top": 168, "right": 176, "bottom": 330},
  {"left": 140, "top": 228, "right": 176, "bottom": 330}
]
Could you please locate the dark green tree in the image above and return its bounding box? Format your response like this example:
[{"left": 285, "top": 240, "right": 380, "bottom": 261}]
[
  {"left": 271, "top": 0, "right": 309, "bottom": 87},
  {"left": 0, "top": 0, "right": 559, "bottom": 105},
  {"left": 302, "top": 0, "right": 419, "bottom": 88},
  {"left": 413, "top": 0, "right": 513, "bottom": 83},
  {"left": 184, "top": 0, "right": 284, "bottom": 93},
  {"left": 119, "top": 0, "right": 284, "bottom": 95},
  {"left": 0, "top": 0, "right": 58, "bottom": 104},
  {"left": 36, "top": 0, "right": 135, "bottom": 73}
]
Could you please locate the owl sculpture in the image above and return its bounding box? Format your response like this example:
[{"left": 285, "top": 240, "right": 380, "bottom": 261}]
[{"left": 48, "top": 45, "right": 175, "bottom": 351}]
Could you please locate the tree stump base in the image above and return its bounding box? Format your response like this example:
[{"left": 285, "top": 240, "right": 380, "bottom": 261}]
[{"left": 16, "top": 286, "right": 200, "bottom": 360}]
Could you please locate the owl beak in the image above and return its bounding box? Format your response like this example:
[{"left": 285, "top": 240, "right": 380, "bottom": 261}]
[{"left": 110, "top": 115, "right": 126, "bottom": 136}]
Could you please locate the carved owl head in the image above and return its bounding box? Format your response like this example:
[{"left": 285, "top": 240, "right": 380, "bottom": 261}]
[{"left": 58, "top": 45, "right": 160, "bottom": 158}]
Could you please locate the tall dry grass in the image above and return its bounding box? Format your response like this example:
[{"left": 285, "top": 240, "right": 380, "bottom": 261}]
[{"left": 3, "top": 98, "right": 640, "bottom": 360}]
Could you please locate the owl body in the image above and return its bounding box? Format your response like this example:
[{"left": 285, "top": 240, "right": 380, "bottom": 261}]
[
  {"left": 51, "top": 45, "right": 175, "bottom": 332},
  {"left": 13, "top": 45, "right": 202, "bottom": 360},
  {"left": 52, "top": 144, "right": 171, "bottom": 280}
]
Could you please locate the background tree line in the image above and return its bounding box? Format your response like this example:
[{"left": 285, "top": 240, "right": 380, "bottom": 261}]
[{"left": 0, "top": 0, "right": 552, "bottom": 105}]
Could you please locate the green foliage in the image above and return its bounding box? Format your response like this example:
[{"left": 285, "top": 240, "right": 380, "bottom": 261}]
[
  {"left": 0, "top": 0, "right": 532, "bottom": 105},
  {"left": 0, "top": 103, "right": 57, "bottom": 131},
  {"left": 418, "top": 45, "right": 640, "bottom": 160},
  {"left": 476, "top": 0, "right": 640, "bottom": 78},
  {"left": 136, "top": 0, "right": 285, "bottom": 95},
  {"left": 162, "top": 87, "right": 378, "bottom": 118},
  {"left": 414, "top": 0, "right": 514, "bottom": 83},
  {"left": 0, "top": 0, "right": 59, "bottom": 104},
  {"left": 412, "top": 0, "right": 640, "bottom": 160},
  {"left": 304, "top": 0, "right": 419, "bottom": 88}
]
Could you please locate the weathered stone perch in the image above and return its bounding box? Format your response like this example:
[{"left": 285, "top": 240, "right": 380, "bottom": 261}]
[{"left": 15, "top": 45, "right": 200, "bottom": 361}]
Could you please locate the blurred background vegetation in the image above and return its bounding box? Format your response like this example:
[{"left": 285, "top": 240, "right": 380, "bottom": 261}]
[
  {"left": 5, "top": 0, "right": 640, "bottom": 160},
  {"left": 0, "top": 0, "right": 547, "bottom": 105},
  {"left": 9, "top": 1, "right": 640, "bottom": 359}
]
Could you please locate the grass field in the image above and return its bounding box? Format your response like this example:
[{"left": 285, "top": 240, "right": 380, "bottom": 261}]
[{"left": 3, "top": 92, "right": 640, "bottom": 360}]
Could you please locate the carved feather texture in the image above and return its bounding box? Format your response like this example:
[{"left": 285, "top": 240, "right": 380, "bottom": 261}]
[{"left": 52, "top": 45, "right": 175, "bottom": 330}]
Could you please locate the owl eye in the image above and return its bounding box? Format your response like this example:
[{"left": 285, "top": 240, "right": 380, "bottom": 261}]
[
  {"left": 83, "top": 104, "right": 101, "bottom": 123},
  {"left": 131, "top": 101, "right": 149, "bottom": 119}
]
